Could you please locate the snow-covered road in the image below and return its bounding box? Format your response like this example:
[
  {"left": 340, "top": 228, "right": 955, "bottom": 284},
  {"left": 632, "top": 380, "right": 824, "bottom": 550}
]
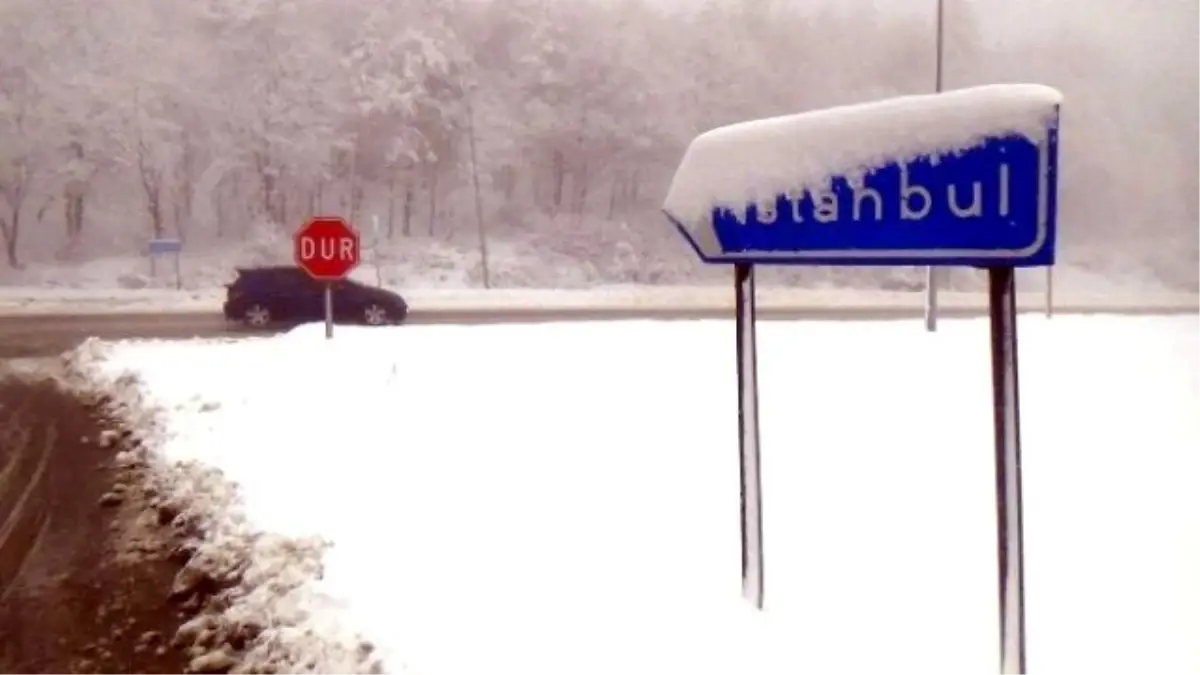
[{"left": 72, "top": 315, "right": 1199, "bottom": 674}]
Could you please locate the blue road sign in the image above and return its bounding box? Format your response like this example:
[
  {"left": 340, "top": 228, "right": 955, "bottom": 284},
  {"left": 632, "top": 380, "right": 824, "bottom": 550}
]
[
  {"left": 663, "top": 87, "right": 1060, "bottom": 267},
  {"left": 147, "top": 238, "right": 183, "bottom": 255}
]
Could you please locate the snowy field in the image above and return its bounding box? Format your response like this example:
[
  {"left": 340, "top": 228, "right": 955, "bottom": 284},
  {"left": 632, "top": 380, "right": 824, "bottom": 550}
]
[{"left": 75, "top": 315, "right": 1198, "bottom": 674}]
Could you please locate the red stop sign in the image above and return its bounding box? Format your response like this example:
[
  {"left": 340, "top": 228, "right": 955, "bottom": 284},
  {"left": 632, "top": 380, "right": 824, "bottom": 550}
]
[{"left": 294, "top": 215, "right": 361, "bottom": 280}]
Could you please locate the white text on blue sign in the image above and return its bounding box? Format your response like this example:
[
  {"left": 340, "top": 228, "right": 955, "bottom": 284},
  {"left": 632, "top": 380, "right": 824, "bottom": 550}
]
[{"left": 672, "top": 131, "right": 1059, "bottom": 267}]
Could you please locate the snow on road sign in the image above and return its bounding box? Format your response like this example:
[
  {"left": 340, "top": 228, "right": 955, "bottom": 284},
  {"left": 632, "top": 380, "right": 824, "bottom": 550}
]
[
  {"left": 294, "top": 216, "right": 361, "bottom": 280},
  {"left": 663, "top": 83, "right": 1062, "bottom": 267}
]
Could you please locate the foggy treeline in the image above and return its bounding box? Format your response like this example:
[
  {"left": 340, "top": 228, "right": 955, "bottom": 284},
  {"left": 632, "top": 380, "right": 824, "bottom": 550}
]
[{"left": 0, "top": 0, "right": 1195, "bottom": 288}]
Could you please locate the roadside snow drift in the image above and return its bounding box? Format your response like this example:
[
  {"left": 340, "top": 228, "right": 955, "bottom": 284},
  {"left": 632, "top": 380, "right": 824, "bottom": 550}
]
[{"left": 74, "top": 316, "right": 1197, "bottom": 674}]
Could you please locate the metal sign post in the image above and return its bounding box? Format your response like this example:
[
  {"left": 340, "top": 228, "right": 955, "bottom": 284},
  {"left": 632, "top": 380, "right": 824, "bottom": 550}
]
[
  {"left": 662, "top": 85, "right": 1060, "bottom": 673},
  {"left": 324, "top": 283, "right": 334, "bottom": 340},
  {"left": 988, "top": 266, "right": 1028, "bottom": 674},
  {"left": 734, "top": 263, "right": 765, "bottom": 609},
  {"left": 147, "top": 238, "right": 183, "bottom": 289}
]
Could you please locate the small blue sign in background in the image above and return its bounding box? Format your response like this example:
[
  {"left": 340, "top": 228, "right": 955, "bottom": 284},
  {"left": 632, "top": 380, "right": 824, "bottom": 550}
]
[
  {"left": 147, "top": 238, "right": 183, "bottom": 255},
  {"left": 666, "top": 121, "right": 1059, "bottom": 268}
]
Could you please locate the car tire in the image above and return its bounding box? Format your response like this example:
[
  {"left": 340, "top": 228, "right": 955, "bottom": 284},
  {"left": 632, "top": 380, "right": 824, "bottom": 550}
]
[
  {"left": 244, "top": 304, "right": 272, "bottom": 328},
  {"left": 363, "top": 304, "right": 389, "bottom": 326}
]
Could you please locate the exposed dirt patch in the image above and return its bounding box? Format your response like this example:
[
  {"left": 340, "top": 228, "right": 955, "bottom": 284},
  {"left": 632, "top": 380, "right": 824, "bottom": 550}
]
[{"left": 0, "top": 375, "right": 205, "bottom": 673}]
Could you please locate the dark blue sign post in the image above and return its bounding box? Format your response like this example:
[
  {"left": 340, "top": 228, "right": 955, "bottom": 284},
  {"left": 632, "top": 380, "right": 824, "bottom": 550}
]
[{"left": 663, "top": 85, "right": 1060, "bottom": 674}]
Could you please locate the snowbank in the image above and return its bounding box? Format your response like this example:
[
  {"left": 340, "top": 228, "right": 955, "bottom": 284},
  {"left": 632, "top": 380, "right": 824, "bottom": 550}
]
[
  {"left": 663, "top": 83, "right": 1062, "bottom": 228},
  {"left": 61, "top": 340, "right": 382, "bottom": 674}
]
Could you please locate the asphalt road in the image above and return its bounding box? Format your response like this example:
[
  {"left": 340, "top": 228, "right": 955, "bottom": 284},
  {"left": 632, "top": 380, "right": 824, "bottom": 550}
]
[{"left": 0, "top": 304, "right": 1194, "bottom": 359}]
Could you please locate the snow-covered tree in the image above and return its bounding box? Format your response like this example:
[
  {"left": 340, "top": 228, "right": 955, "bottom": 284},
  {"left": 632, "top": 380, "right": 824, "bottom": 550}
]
[{"left": 0, "top": 0, "right": 1190, "bottom": 289}]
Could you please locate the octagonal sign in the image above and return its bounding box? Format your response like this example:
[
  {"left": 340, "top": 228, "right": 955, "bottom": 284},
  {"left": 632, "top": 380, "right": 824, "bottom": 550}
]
[{"left": 294, "top": 215, "right": 361, "bottom": 280}]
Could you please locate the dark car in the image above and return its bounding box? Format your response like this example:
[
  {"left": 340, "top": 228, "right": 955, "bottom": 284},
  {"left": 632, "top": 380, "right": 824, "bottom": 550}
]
[{"left": 223, "top": 266, "right": 408, "bottom": 328}]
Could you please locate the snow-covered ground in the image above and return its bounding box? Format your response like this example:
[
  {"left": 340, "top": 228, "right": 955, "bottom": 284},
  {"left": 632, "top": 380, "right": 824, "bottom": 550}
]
[{"left": 73, "top": 316, "right": 1198, "bottom": 674}]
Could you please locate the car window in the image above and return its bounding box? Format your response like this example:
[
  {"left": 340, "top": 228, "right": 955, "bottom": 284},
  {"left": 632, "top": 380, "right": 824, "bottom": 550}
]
[
  {"left": 283, "top": 271, "right": 322, "bottom": 291},
  {"left": 244, "top": 269, "right": 300, "bottom": 291},
  {"left": 234, "top": 268, "right": 325, "bottom": 291},
  {"left": 234, "top": 269, "right": 268, "bottom": 287}
]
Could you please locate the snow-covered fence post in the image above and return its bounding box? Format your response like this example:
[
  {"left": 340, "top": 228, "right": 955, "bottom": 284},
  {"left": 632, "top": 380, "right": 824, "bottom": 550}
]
[{"left": 662, "top": 85, "right": 1061, "bottom": 675}]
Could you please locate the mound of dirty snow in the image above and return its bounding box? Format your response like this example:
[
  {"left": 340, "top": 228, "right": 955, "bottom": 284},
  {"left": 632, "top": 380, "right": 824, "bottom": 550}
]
[{"left": 62, "top": 339, "right": 382, "bottom": 675}]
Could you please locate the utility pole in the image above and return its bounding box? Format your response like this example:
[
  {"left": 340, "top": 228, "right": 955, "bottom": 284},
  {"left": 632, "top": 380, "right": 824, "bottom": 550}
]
[
  {"left": 463, "top": 79, "right": 491, "bottom": 289},
  {"left": 924, "top": 0, "right": 945, "bottom": 332},
  {"left": 1045, "top": 267, "right": 1054, "bottom": 318}
]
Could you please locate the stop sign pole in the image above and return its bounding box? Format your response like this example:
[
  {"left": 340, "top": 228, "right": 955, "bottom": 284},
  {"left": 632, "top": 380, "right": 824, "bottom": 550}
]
[{"left": 293, "top": 215, "right": 362, "bottom": 339}]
